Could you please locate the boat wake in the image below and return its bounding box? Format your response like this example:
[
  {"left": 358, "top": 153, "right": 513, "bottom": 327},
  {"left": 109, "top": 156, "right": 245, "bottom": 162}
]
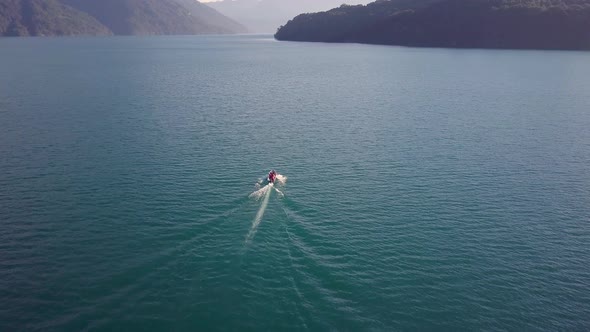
[
  {"left": 245, "top": 173, "right": 287, "bottom": 243},
  {"left": 246, "top": 183, "right": 273, "bottom": 243},
  {"left": 249, "top": 183, "right": 272, "bottom": 200}
]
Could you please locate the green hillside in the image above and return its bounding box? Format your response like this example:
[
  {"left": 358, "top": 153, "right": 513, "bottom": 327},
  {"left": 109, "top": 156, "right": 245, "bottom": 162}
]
[
  {"left": 0, "top": 0, "right": 246, "bottom": 37},
  {"left": 275, "top": 0, "right": 590, "bottom": 50},
  {"left": 0, "top": 0, "right": 111, "bottom": 36}
]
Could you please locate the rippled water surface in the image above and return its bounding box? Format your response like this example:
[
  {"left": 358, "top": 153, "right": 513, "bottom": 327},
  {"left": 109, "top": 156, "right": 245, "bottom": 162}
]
[{"left": 1, "top": 35, "right": 590, "bottom": 331}]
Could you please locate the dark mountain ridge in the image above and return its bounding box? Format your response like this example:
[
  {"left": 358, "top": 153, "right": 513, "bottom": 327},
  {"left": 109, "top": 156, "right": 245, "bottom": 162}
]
[
  {"left": 275, "top": 0, "right": 590, "bottom": 50},
  {"left": 0, "top": 0, "right": 246, "bottom": 37},
  {"left": 0, "top": 0, "right": 111, "bottom": 36}
]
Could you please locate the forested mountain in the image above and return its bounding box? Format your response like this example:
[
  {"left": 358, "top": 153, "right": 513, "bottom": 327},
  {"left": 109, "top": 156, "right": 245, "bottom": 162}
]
[
  {"left": 275, "top": 0, "right": 590, "bottom": 50},
  {"left": 0, "top": 0, "right": 246, "bottom": 37},
  {"left": 0, "top": 0, "right": 111, "bottom": 36}
]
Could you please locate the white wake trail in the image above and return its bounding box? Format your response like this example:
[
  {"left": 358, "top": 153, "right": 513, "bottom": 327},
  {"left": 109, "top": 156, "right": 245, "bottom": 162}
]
[
  {"left": 273, "top": 187, "right": 284, "bottom": 197},
  {"left": 246, "top": 184, "right": 272, "bottom": 243},
  {"left": 244, "top": 172, "right": 287, "bottom": 244},
  {"left": 249, "top": 183, "right": 269, "bottom": 200}
]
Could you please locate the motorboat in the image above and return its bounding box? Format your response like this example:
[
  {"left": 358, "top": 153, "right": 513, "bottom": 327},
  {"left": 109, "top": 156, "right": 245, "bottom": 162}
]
[{"left": 267, "top": 170, "right": 277, "bottom": 184}]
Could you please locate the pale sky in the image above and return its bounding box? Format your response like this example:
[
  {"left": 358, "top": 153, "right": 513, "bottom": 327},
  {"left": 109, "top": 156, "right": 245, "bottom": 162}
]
[{"left": 202, "top": 0, "right": 373, "bottom": 32}]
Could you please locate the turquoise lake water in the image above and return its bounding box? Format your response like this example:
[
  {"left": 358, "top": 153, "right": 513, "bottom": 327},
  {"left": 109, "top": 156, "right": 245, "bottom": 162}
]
[{"left": 1, "top": 35, "right": 589, "bottom": 331}]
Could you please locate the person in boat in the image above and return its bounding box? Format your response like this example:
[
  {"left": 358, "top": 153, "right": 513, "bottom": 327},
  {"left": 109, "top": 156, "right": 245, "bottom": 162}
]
[{"left": 268, "top": 170, "right": 277, "bottom": 183}]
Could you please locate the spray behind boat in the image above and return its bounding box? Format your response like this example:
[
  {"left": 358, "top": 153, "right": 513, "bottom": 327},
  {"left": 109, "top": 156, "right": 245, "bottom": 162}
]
[{"left": 246, "top": 170, "right": 287, "bottom": 243}]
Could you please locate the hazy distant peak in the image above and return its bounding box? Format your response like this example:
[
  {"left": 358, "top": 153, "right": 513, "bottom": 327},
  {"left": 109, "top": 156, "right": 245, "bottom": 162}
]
[{"left": 206, "top": 0, "right": 373, "bottom": 33}]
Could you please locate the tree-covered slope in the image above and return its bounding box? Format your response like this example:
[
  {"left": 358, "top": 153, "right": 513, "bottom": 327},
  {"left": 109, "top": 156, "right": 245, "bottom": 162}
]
[
  {"left": 275, "top": 0, "right": 590, "bottom": 50},
  {"left": 275, "top": 0, "right": 439, "bottom": 41},
  {"left": 0, "top": 0, "right": 111, "bottom": 36},
  {"left": 0, "top": 0, "right": 246, "bottom": 37},
  {"left": 60, "top": 0, "right": 246, "bottom": 35}
]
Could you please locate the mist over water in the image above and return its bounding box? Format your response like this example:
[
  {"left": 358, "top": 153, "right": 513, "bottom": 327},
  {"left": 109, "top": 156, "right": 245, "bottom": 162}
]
[{"left": 0, "top": 35, "right": 589, "bottom": 331}]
